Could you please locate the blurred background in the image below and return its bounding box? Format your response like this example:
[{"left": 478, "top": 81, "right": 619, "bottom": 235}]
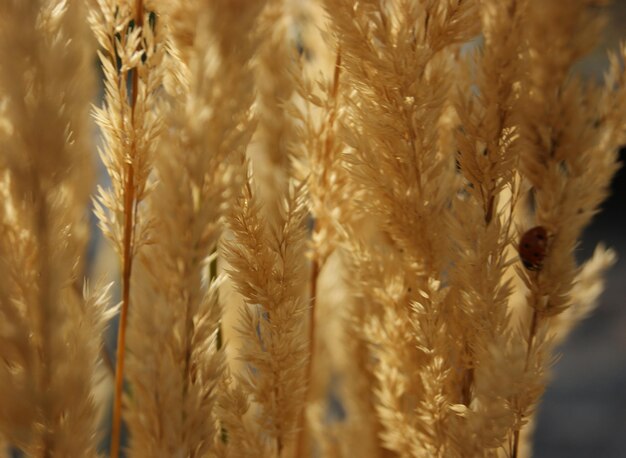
[{"left": 533, "top": 3, "right": 626, "bottom": 456}]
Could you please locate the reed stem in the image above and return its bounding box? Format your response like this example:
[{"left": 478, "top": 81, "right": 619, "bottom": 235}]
[{"left": 110, "top": 2, "right": 144, "bottom": 456}]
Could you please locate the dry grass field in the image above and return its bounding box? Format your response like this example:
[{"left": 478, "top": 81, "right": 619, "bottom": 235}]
[{"left": 0, "top": 1, "right": 625, "bottom": 457}]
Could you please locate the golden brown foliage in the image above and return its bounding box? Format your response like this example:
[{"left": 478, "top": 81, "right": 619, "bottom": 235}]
[
  {"left": 0, "top": 1, "right": 108, "bottom": 456},
  {"left": 0, "top": 1, "right": 623, "bottom": 457}
]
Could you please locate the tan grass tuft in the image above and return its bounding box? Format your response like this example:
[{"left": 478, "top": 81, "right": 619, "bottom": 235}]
[{"left": 224, "top": 171, "right": 309, "bottom": 456}]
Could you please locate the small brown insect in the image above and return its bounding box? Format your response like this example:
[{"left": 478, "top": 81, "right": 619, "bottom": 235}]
[{"left": 519, "top": 226, "right": 549, "bottom": 271}]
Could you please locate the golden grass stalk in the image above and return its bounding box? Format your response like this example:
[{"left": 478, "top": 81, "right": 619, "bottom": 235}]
[
  {"left": 510, "top": 2, "right": 625, "bottom": 455},
  {"left": 290, "top": 38, "right": 347, "bottom": 454},
  {"left": 323, "top": 1, "right": 480, "bottom": 455},
  {"left": 292, "top": 27, "right": 387, "bottom": 447},
  {"left": 0, "top": 0, "right": 108, "bottom": 455},
  {"left": 224, "top": 172, "right": 309, "bottom": 457},
  {"left": 89, "top": 0, "right": 164, "bottom": 455},
  {"left": 439, "top": 0, "right": 527, "bottom": 452},
  {"left": 123, "top": 0, "right": 262, "bottom": 455}
]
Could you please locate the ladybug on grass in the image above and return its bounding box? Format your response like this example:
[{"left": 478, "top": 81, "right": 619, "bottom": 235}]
[{"left": 518, "top": 226, "right": 549, "bottom": 271}]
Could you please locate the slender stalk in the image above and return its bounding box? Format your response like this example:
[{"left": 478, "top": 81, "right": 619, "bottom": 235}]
[
  {"left": 294, "top": 249, "right": 319, "bottom": 458},
  {"left": 294, "top": 49, "right": 342, "bottom": 458},
  {"left": 308, "top": 256, "right": 320, "bottom": 373},
  {"left": 110, "top": 160, "right": 135, "bottom": 458},
  {"left": 460, "top": 193, "right": 495, "bottom": 406},
  {"left": 110, "top": 2, "right": 143, "bottom": 457},
  {"left": 511, "top": 307, "right": 540, "bottom": 458}
]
